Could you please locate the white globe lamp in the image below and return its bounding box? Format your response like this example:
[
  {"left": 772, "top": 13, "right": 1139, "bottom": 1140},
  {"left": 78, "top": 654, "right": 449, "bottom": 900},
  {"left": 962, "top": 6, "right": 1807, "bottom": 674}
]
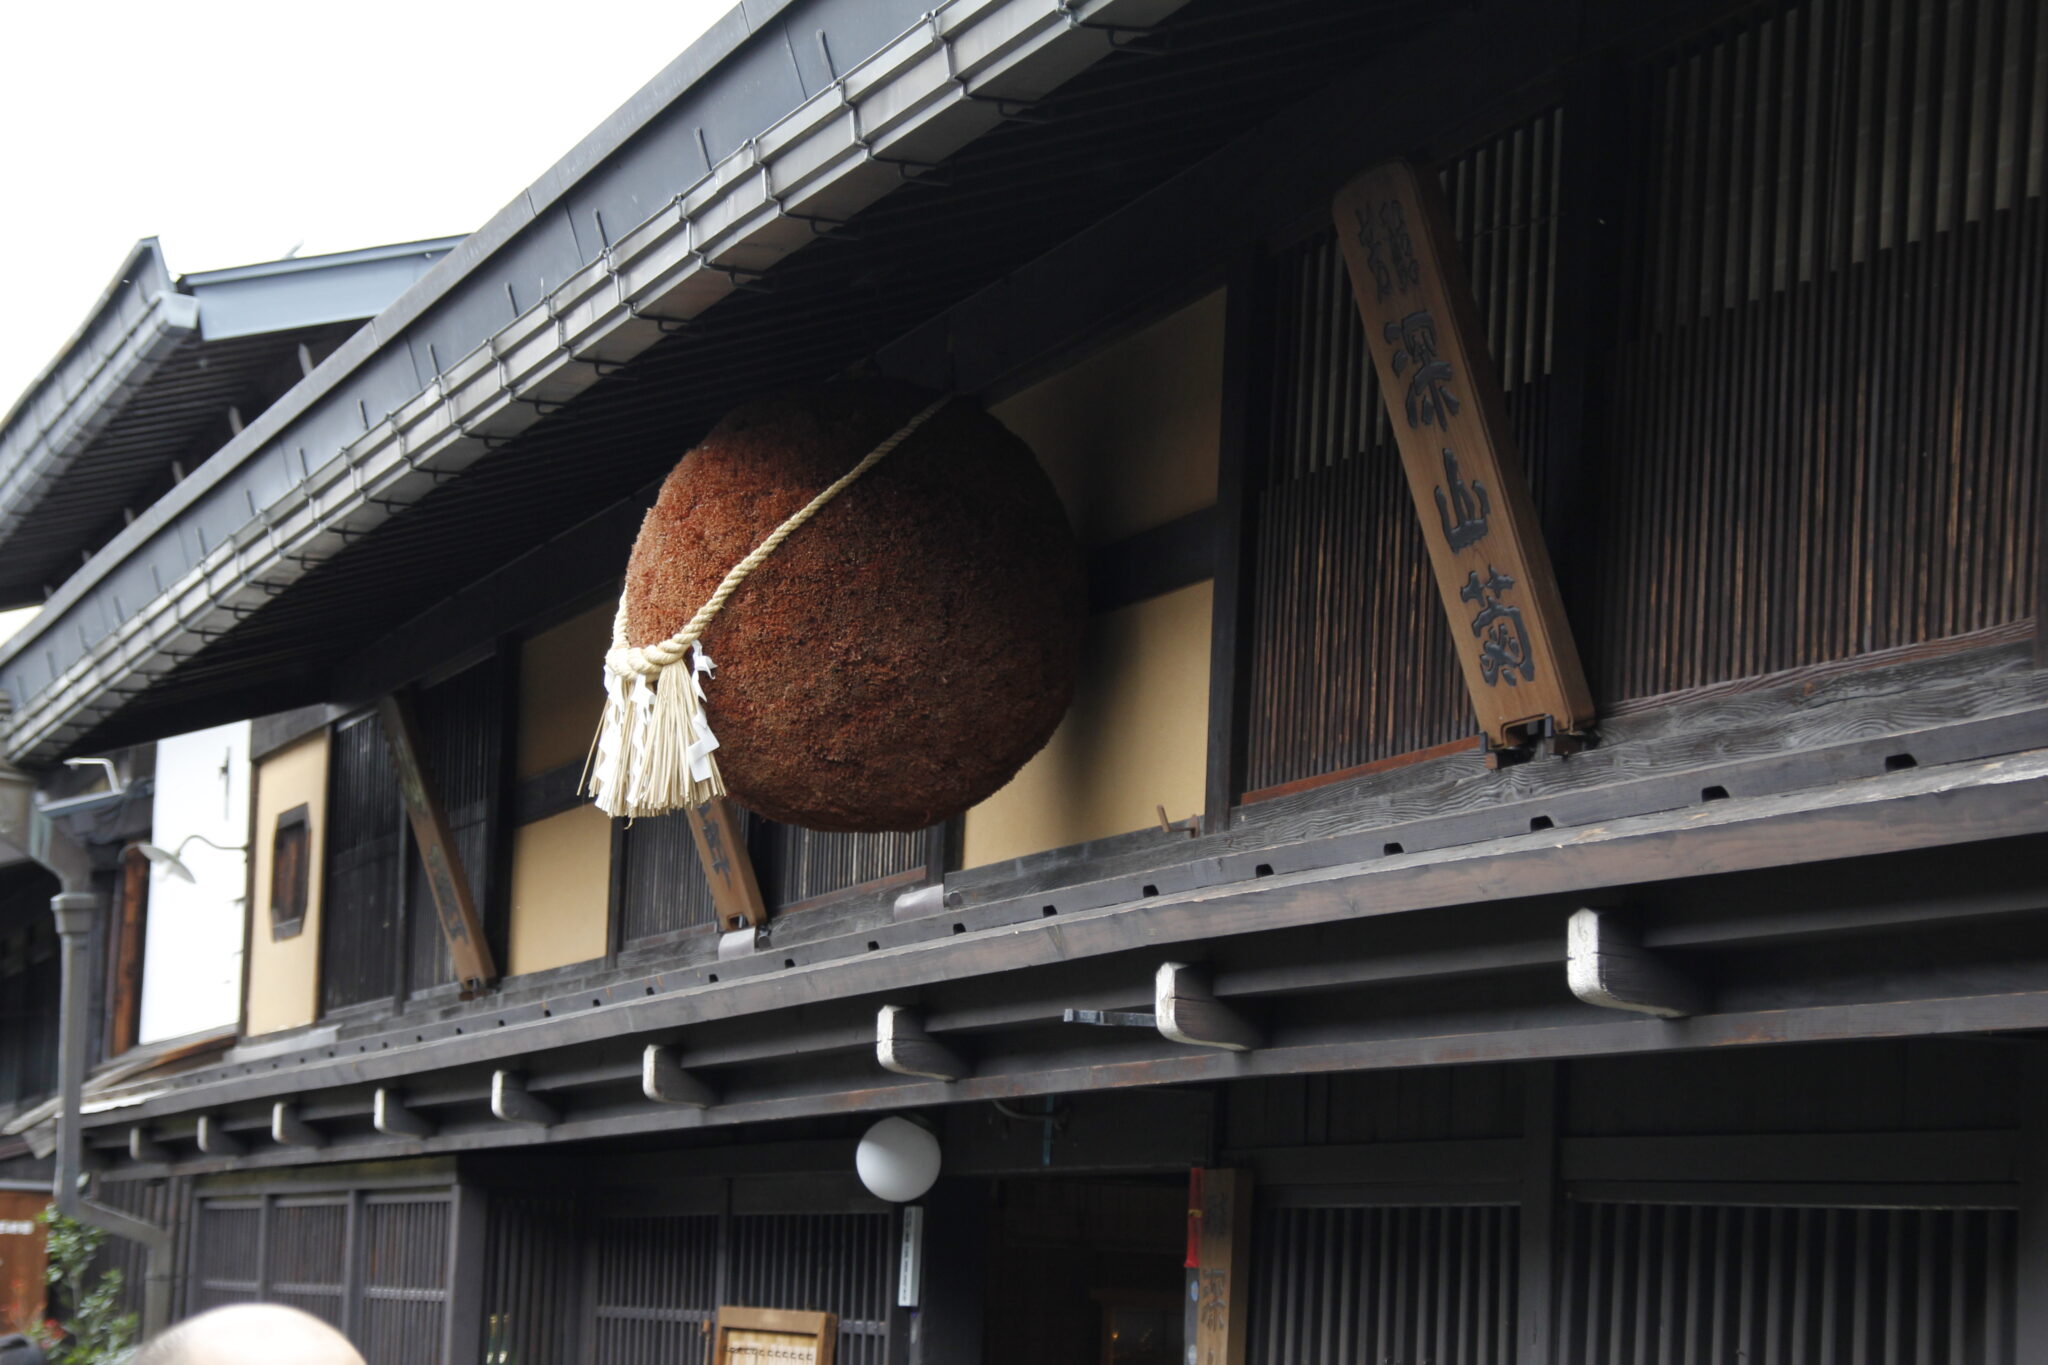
[{"left": 855, "top": 1116, "right": 941, "bottom": 1203}]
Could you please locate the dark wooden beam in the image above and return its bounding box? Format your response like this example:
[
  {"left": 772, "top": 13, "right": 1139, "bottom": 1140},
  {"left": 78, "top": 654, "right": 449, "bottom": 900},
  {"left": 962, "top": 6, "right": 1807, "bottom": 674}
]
[
  {"left": 104, "top": 846, "right": 147, "bottom": 1057},
  {"left": 74, "top": 751, "right": 2048, "bottom": 1139},
  {"left": 1087, "top": 506, "right": 1216, "bottom": 615},
  {"left": 514, "top": 760, "right": 589, "bottom": 827},
  {"left": 378, "top": 691, "right": 499, "bottom": 994},
  {"left": 2021, "top": 1049, "right": 2048, "bottom": 1358},
  {"left": 332, "top": 490, "right": 647, "bottom": 705},
  {"left": 1517, "top": 1063, "right": 1558, "bottom": 1365},
  {"left": 1204, "top": 254, "right": 1266, "bottom": 833}
]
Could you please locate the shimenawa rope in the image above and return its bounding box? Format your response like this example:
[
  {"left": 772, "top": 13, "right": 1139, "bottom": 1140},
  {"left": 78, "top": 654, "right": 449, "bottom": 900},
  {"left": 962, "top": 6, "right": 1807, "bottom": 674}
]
[{"left": 584, "top": 397, "right": 948, "bottom": 818}]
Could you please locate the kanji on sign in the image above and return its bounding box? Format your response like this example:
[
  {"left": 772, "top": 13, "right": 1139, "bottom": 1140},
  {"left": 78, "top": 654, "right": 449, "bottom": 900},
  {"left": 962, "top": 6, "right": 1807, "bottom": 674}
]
[
  {"left": 1433, "top": 448, "right": 1491, "bottom": 550},
  {"left": 1459, "top": 566, "right": 1537, "bottom": 686},
  {"left": 1383, "top": 310, "right": 1460, "bottom": 431}
]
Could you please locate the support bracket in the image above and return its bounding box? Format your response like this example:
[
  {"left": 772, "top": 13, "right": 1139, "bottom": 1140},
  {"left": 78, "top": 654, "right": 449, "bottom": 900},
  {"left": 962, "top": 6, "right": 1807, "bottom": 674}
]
[
  {"left": 373, "top": 1088, "right": 436, "bottom": 1140},
  {"left": 127, "top": 1128, "right": 168, "bottom": 1164},
  {"left": 876, "top": 1005, "right": 968, "bottom": 1082},
  {"left": 271, "top": 1102, "right": 325, "bottom": 1149},
  {"left": 1567, "top": 907, "right": 1706, "bottom": 1019},
  {"left": 491, "top": 1071, "right": 557, "bottom": 1127},
  {"left": 194, "top": 1114, "right": 243, "bottom": 1157},
  {"left": 1156, "top": 962, "right": 1261, "bottom": 1051},
  {"left": 642, "top": 1044, "right": 717, "bottom": 1107}
]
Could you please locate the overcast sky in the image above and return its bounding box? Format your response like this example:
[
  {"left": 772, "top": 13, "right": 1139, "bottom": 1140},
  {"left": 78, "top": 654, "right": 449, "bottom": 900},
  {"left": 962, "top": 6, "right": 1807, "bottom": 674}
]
[{"left": 0, "top": 0, "right": 731, "bottom": 415}]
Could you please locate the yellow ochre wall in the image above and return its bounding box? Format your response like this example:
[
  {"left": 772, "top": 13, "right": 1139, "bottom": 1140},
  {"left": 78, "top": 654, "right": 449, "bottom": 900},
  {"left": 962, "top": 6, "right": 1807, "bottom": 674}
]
[
  {"left": 965, "top": 290, "right": 1223, "bottom": 868},
  {"left": 244, "top": 731, "right": 329, "bottom": 1035},
  {"left": 507, "top": 604, "right": 615, "bottom": 974}
]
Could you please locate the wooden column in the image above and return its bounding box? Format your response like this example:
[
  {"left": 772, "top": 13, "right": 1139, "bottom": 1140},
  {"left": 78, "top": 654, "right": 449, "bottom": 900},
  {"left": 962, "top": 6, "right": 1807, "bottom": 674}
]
[
  {"left": 1332, "top": 161, "right": 1595, "bottom": 753},
  {"left": 378, "top": 691, "right": 498, "bottom": 994},
  {"left": 105, "top": 845, "right": 149, "bottom": 1056},
  {"left": 1185, "top": 1167, "right": 1253, "bottom": 1365},
  {"left": 1517, "top": 1062, "right": 1560, "bottom": 1365},
  {"left": 2019, "top": 1050, "right": 2048, "bottom": 1359},
  {"left": 1204, "top": 254, "right": 1269, "bottom": 831}
]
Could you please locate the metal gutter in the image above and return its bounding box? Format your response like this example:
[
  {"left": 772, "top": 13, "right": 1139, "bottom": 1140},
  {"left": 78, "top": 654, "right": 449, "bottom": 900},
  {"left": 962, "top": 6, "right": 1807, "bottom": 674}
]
[
  {"left": 0, "top": 0, "right": 1188, "bottom": 764},
  {"left": 0, "top": 242, "right": 198, "bottom": 554}
]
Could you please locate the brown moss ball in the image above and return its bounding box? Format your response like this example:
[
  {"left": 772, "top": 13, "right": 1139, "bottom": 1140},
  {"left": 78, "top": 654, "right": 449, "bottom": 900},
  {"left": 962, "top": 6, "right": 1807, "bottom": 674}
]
[{"left": 622, "top": 381, "right": 1083, "bottom": 832}]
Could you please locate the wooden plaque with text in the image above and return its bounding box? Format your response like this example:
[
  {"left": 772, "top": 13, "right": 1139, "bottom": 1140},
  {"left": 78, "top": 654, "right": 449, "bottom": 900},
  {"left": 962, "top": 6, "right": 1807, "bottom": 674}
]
[
  {"left": 1331, "top": 159, "right": 1593, "bottom": 749},
  {"left": 714, "top": 1306, "right": 837, "bottom": 1365}
]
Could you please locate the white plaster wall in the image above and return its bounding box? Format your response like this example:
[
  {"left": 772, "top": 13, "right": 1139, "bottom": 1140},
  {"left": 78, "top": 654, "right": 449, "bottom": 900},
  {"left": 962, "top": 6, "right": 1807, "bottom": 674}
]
[{"left": 138, "top": 720, "right": 251, "bottom": 1043}]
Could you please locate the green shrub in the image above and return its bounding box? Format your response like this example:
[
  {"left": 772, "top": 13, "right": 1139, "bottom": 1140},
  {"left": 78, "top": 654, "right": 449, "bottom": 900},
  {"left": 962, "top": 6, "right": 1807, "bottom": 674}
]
[{"left": 34, "top": 1208, "right": 136, "bottom": 1365}]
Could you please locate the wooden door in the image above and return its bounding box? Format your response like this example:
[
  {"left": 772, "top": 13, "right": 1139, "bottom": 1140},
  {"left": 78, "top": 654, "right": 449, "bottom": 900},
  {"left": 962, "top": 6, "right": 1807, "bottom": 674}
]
[{"left": 0, "top": 1189, "right": 47, "bottom": 1336}]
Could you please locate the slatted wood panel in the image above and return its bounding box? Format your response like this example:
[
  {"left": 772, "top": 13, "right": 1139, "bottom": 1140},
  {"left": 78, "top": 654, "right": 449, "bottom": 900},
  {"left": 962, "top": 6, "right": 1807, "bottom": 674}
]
[
  {"left": 1246, "top": 1204, "right": 1520, "bottom": 1365},
  {"left": 355, "top": 1196, "right": 452, "bottom": 1365},
  {"left": 321, "top": 713, "right": 401, "bottom": 1014},
  {"left": 588, "top": 1214, "right": 721, "bottom": 1364},
  {"left": 480, "top": 1195, "right": 579, "bottom": 1365},
  {"left": 730, "top": 1212, "right": 895, "bottom": 1365},
  {"left": 1246, "top": 114, "right": 1560, "bottom": 792},
  {"left": 1558, "top": 1203, "right": 2017, "bottom": 1363},
  {"left": 619, "top": 815, "right": 721, "bottom": 944},
  {"left": 756, "top": 824, "right": 926, "bottom": 908},
  {"left": 187, "top": 1190, "right": 454, "bottom": 1365},
  {"left": 267, "top": 1199, "right": 348, "bottom": 1328},
  {"left": 187, "top": 1200, "right": 264, "bottom": 1312},
  {"left": 1596, "top": 0, "right": 2046, "bottom": 701}
]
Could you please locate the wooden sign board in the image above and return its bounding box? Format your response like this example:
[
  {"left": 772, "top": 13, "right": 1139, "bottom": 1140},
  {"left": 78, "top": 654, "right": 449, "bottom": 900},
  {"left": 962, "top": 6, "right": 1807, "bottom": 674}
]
[
  {"left": 714, "top": 1306, "right": 837, "bottom": 1365},
  {"left": 1331, "top": 160, "right": 1594, "bottom": 750},
  {"left": 1185, "top": 1167, "right": 1252, "bottom": 1365}
]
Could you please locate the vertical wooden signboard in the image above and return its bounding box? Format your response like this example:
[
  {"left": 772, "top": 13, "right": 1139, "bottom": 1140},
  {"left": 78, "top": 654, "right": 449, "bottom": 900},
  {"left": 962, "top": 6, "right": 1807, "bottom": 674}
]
[
  {"left": 1332, "top": 160, "right": 1594, "bottom": 752},
  {"left": 1185, "top": 1168, "right": 1252, "bottom": 1365}
]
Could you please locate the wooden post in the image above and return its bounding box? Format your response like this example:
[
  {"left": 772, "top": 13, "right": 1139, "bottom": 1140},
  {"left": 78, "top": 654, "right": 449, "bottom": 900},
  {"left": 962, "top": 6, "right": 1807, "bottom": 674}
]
[
  {"left": 105, "top": 846, "right": 148, "bottom": 1056},
  {"left": 2019, "top": 1050, "right": 2048, "bottom": 1359},
  {"left": 1184, "top": 1167, "right": 1252, "bottom": 1365},
  {"left": 378, "top": 692, "right": 499, "bottom": 994},
  {"left": 687, "top": 797, "right": 768, "bottom": 932},
  {"left": 1204, "top": 253, "right": 1267, "bottom": 832},
  {"left": 1332, "top": 161, "right": 1595, "bottom": 754},
  {"left": 1517, "top": 1062, "right": 1560, "bottom": 1365}
]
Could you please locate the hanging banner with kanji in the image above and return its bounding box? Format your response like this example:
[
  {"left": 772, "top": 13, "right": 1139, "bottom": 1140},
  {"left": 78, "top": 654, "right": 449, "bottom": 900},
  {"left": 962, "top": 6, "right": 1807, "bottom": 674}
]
[{"left": 1332, "top": 159, "right": 1593, "bottom": 750}]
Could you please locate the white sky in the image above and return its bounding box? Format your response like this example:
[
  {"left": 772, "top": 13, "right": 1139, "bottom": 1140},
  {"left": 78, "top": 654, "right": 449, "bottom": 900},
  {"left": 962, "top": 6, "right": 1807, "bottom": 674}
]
[{"left": 0, "top": 0, "right": 732, "bottom": 414}]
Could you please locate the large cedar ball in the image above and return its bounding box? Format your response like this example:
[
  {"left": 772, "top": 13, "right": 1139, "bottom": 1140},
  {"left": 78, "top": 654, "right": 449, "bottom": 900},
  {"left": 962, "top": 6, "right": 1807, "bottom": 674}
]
[{"left": 622, "top": 381, "right": 1083, "bottom": 832}]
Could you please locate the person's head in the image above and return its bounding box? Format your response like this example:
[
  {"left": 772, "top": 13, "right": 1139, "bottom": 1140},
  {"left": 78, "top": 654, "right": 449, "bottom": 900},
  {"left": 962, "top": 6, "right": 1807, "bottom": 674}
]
[
  {"left": 128, "top": 1304, "right": 364, "bottom": 1365},
  {"left": 0, "top": 1333, "right": 47, "bottom": 1365}
]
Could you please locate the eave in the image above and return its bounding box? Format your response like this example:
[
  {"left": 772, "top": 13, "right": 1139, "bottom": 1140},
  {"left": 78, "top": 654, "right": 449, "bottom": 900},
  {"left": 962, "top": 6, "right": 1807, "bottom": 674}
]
[
  {"left": 0, "top": 0, "right": 1193, "bottom": 763},
  {"left": 69, "top": 659, "right": 2048, "bottom": 1175}
]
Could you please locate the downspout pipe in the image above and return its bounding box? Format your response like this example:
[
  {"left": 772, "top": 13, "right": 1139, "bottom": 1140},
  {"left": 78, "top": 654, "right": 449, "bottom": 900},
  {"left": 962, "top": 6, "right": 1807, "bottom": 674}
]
[{"left": 0, "top": 761, "right": 175, "bottom": 1333}]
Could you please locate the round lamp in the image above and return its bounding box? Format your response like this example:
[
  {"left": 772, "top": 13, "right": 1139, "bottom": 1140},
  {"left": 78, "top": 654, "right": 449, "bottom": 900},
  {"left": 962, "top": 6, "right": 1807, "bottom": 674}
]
[{"left": 855, "top": 1116, "right": 941, "bottom": 1203}]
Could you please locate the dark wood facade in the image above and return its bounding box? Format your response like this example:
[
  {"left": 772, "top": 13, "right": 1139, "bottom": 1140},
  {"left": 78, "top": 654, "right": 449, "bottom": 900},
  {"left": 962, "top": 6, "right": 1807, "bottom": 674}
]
[{"left": 32, "top": 0, "right": 2048, "bottom": 1362}]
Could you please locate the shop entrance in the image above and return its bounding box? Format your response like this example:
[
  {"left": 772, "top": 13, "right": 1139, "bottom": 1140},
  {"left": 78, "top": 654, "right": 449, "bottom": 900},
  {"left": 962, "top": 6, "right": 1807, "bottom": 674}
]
[{"left": 983, "top": 1176, "right": 1187, "bottom": 1365}]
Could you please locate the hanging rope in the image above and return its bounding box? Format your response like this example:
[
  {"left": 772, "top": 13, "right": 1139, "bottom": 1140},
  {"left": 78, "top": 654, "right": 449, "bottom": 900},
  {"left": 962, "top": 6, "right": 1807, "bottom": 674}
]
[{"left": 584, "top": 397, "right": 948, "bottom": 818}]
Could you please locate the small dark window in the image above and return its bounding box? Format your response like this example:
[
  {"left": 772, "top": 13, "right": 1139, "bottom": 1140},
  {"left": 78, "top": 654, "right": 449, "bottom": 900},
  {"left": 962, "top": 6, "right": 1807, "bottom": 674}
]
[{"left": 270, "top": 804, "right": 312, "bottom": 940}]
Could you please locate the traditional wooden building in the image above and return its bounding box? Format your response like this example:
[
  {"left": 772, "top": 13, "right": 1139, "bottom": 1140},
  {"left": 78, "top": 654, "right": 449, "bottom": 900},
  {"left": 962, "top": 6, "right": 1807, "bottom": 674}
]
[{"left": 0, "top": 0, "right": 2043, "bottom": 1361}]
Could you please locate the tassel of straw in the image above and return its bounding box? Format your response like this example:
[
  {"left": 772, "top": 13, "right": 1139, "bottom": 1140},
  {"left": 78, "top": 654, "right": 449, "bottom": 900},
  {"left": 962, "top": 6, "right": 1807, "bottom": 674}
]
[{"left": 585, "top": 397, "right": 948, "bottom": 818}]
